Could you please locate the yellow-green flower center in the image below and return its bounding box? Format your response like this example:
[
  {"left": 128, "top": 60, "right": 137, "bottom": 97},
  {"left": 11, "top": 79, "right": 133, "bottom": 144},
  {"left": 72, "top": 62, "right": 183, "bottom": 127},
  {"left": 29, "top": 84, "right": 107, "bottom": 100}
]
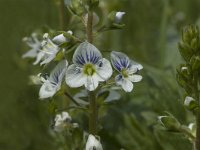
[
  {"left": 83, "top": 63, "right": 96, "bottom": 76},
  {"left": 121, "top": 68, "right": 128, "bottom": 78}
]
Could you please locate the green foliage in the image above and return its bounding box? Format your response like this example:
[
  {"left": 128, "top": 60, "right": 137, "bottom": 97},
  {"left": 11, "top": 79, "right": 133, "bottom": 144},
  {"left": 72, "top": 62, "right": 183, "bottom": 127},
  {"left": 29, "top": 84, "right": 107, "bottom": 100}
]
[{"left": 1, "top": 0, "right": 200, "bottom": 150}]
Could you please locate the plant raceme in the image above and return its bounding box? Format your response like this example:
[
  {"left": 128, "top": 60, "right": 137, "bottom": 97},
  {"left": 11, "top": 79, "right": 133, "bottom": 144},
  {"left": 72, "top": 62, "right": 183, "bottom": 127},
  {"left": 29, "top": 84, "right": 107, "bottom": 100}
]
[
  {"left": 22, "top": 0, "right": 143, "bottom": 149},
  {"left": 23, "top": 40, "right": 143, "bottom": 96}
]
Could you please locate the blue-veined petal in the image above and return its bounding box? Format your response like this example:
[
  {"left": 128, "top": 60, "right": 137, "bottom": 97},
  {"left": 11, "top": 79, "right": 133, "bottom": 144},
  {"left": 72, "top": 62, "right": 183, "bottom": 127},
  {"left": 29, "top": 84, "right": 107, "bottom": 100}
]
[
  {"left": 73, "top": 42, "right": 102, "bottom": 66},
  {"left": 66, "top": 64, "right": 87, "bottom": 88},
  {"left": 96, "top": 58, "right": 113, "bottom": 81},
  {"left": 128, "top": 74, "right": 142, "bottom": 82},
  {"left": 115, "top": 74, "right": 133, "bottom": 92},
  {"left": 39, "top": 81, "right": 58, "bottom": 99},
  {"left": 111, "top": 51, "right": 130, "bottom": 72},
  {"left": 49, "top": 60, "right": 68, "bottom": 85}
]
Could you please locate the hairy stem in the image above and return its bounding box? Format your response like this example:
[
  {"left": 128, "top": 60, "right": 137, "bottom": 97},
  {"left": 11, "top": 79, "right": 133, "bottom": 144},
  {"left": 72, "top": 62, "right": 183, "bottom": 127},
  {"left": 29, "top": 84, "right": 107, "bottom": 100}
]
[
  {"left": 86, "top": 9, "right": 97, "bottom": 135},
  {"left": 59, "top": 0, "right": 66, "bottom": 30},
  {"left": 87, "top": 11, "right": 93, "bottom": 43},
  {"left": 88, "top": 91, "right": 97, "bottom": 134},
  {"left": 195, "top": 76, "right": 200, "bottom": 150}
]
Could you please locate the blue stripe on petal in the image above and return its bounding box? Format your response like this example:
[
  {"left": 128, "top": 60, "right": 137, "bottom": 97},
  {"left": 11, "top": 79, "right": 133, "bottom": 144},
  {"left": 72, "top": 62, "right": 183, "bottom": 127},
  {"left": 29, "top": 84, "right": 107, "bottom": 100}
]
[{"left": 111, "top": 51, "right": 130, "bottom": 72}]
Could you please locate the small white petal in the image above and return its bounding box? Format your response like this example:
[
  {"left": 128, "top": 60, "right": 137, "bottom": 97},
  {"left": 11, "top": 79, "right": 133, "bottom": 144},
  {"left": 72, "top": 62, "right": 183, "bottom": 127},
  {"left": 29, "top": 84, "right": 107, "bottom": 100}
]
[
  {"left": 66, "top": 64, "right": 87, "bottom": 88},
  {"left": 22, "top": 49, "right": 38, "bottom": 58},
  {"left": 115, "top": 75, "right": 133, "bottom": 92},
  {"left": 96, "top": 58, "right": 113, "bottom": 81},
  {"left": 86, "top": 135, "right": 103, "bottom": 150},
  {"left": 85, "top": 75, "right": 99, "bottom": 91},
  {"left": 33, "top": 51, "right": 45, "bottom": 65},
  {"left": 127, "top": 60, "right": 143, "bottom": 74},
  {"left": 40, "top": 53, "right": 57, "bottom": 65},
  {"left": 128, "top": 74, "right": 142, "bottom": 82}
]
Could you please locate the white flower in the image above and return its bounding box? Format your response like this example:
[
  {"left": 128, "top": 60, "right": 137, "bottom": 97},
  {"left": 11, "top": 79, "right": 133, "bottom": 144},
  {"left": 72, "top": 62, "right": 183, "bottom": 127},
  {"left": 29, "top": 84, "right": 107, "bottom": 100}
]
[
  {"left": 115, "top": 12, "right": 125, "bottom": 23},
  {"left": 111, "top": 51, "right": 143, "bottom": 92},
  {"left": 86, "top": 134, "right": 103, "bottom": 150},
  {"left": 52, "top": 31, "right": 73, "bottom": 45},
  {"left": 54, "top": 111, "right": 71, "bottom": 132},
  {"left": 39, "top": 60, "right": 68, "bottom": 99},
  {"left": 22, "top": 33, "right": 41, "bottom": 58},
  {"left": 33, "top": 33, "right": 60, "bottom": 65},
  {"left": 65, "top": 42, "right": 112, "bottom": 91}
]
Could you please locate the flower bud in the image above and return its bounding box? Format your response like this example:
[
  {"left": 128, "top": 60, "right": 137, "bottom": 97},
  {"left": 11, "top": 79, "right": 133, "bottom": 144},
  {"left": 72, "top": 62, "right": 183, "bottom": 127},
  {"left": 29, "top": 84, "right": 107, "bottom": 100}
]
[
  {"left": 53, "top": 31, "right": 73, "bottom": 45},
  {"left": 158, "top": 115, "right": 181, "bottom": 132},
  {"left": 115, "top": 12, "right": 126, "bottom": 23},
  {"left": 182, "top": 25, "right": 199, "bottom": 44},
  {"left": 188, "top": 123, "right": 196, "bottom": 137},
  {"left": 184, "top": 96, "right": 198, "bottom": 111},
  {"left": 108, "top": 11, "right": 125, "bottom": 24},
  {"left": 191, "top": 38, "right": 200, "bottom": 50},
  {"left": 86, "top": 135, "right": 103, "bottom": 150},
  {"left": 191, "top": 56, "right": 200, "bottom": 71},
  {"left": 178, "top": 42, "right": 193, "bottom": 61}
]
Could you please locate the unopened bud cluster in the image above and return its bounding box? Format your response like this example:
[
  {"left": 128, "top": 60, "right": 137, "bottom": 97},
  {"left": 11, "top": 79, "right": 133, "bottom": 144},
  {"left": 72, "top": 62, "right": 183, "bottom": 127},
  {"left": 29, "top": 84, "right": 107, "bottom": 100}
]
[{"left": 177, "top": 25, "right": 200, "bottom": 111}]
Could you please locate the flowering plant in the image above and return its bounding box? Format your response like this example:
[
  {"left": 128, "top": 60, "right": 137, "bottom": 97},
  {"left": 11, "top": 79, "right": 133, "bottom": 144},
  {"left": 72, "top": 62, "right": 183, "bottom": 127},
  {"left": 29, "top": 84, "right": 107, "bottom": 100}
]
[{"left": 22, "top": 0, "right": 143, "bottom": 149}]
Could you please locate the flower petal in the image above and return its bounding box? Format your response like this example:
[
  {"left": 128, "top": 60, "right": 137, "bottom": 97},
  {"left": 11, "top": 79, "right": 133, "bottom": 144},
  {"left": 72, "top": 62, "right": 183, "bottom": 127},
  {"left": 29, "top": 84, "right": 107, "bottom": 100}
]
[
  {"left": 39, "top": 81, "right": 58, "bottom": 99},
  {"left": 33, "top": 51, "right": 45, "bottom": 65},
  {"left": 96, "top": 58, "right": 113, "bottom": 81},
  {"left": 115, "top": 75, "right": 133, "bottom": 92},
  {"left": 49, "top": 60, "right": 68, "bottom": 85},
  {"left": 111, "top": 51, "right": 130, "bottom": 72},
  {"left": 73, "top": 42, "right": 102, "bottom": 66},
  {"left": 127, "top": 60, "right": 143, "bottom": 74},
  {"left": 40, "top": 53, "right": 57, "bottom": 65},
  {"left": 128, "top": 74, "right": 142, "bottom": 82},
  {"left": 66, "top": 64, "right": 86, "bottom": 88},
  {"left": 22, "top": 48, "right": 39, "bottom": 58},
  {"left": 84, "top": 75, "right": 99, "bottom": 91}
]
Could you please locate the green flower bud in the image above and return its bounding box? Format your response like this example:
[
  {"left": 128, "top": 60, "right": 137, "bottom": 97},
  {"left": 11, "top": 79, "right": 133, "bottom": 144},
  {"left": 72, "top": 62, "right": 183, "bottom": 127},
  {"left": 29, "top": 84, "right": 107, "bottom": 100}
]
[
  {"left": 191, "top": 37, "right": 200, "bottom": 51},
  {"left": 190, "top": 56, "right": 200, "bottom": 71},
  {"left": 67, "top": 0, "right": 86, "bottom": 16},
  {"left": 182, "top": 25, "right": 199, "bottom": 44},
  {"left": 158, "top": 115, "right": 181, "bottom": 132},
  {"left": 184, "top": 96, "right": 198, "bottom": 111},
  {"left": 178, "top": 42, "right": 193, "bottom": 61}
]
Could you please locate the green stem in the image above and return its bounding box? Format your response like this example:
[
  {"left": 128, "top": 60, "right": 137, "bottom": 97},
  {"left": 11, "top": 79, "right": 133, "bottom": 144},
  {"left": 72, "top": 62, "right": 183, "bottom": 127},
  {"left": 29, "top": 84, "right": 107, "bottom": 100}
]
[
  {"left": 88, "top": 90, "right": 97, "bottom": 134},
  {"left": 158, "top": 0, "right": 169, "bottom": 68},
  {"left": 64, "top": 92, "right": 81, "bottom": 106},
  {"left": 86, "top": 9, "right": 97, "bottom": 135},
  {"left": 59, "top": 0, "right": 66, "bottom": 30},
  {"left": 195, "top": 76, "right": 200, "bottom": 150}
]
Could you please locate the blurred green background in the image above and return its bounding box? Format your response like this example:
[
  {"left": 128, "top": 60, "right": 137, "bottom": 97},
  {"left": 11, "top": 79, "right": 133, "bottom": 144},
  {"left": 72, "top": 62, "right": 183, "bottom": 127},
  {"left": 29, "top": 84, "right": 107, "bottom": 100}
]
[{"left": 1, "top": 0, "right": 200, "bottom": 149}]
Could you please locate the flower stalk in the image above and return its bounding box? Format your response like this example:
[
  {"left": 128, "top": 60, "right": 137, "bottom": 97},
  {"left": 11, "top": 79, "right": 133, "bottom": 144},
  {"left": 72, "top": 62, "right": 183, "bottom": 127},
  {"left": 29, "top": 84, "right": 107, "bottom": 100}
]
[{"left": 86, "top": 8, "right": 97, "bottom": 135}]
